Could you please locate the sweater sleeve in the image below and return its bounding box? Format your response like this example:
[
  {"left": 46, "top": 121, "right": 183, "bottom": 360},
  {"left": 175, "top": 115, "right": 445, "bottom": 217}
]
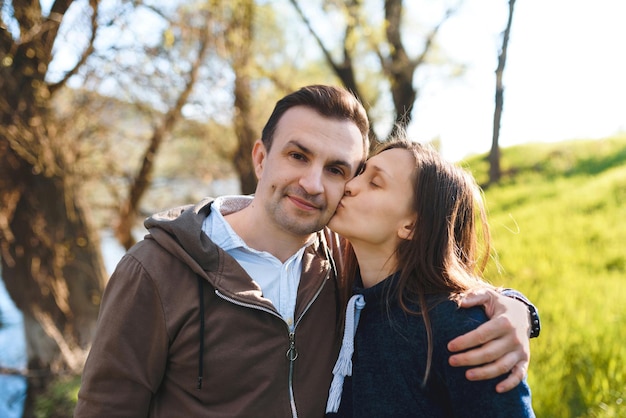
[
  {"left": 74, "top": 253, "right": 169, "bottom": 417},
  {"left": 432, "top": 303, "right": 535, "bottom": 418}
]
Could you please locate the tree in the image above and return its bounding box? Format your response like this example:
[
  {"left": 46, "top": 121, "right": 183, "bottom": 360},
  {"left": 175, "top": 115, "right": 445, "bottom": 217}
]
[
  {"left": 0, "top": 0, "right": 104, "bottom": 400},
  {"left": 288, "top": 0, "right": 460, "bottom": 148},
  {"left": 0, "top": 4, "right": 243, "bottom": 412},
  {"left": 110, "top": 2, "right": 216, "bottom": 249},
  {"left": 489, "top": 0, "right": 517, "bottom": 184},
  {"left": 223, "top": 0, "right": 257, "bottom": 194}
]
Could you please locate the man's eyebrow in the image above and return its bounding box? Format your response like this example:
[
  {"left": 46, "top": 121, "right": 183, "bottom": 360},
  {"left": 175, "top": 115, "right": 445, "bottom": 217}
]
[
  {"left": 286, "top": 140, "right": 310, "bottom": 154},
  {"left": 287, "top": 140, "right": 353, "bottom": 171}
]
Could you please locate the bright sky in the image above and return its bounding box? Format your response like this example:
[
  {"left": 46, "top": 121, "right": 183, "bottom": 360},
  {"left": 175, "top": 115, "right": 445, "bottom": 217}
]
[{"left": 409, "top": 0, "right": 626, "bottom": 161}]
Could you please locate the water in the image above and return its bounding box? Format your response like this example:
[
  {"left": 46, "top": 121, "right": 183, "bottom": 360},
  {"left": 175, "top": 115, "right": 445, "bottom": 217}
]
[
  {"left": 0, "top": 275, "right": 27, "bottom": 418},
  {"left": 100, "top": 229, "right": 127, "bottom": 273}
]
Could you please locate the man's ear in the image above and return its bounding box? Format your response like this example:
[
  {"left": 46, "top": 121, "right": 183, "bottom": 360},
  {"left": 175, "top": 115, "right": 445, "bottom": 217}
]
[
  {"left": 397, "top": 215, "right": 417, "bottom": 240},
  {"left": 251, "top": 139, "right": 266, "bottom": 180}
]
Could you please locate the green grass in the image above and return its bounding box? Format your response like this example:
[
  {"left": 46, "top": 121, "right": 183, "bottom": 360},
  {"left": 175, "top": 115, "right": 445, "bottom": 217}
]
[{"left": 463, "top": 135, "right": 626, "bottom": 417}]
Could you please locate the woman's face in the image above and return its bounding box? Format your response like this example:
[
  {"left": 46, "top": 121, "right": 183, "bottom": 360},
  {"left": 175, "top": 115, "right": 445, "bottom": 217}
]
[{"left": 329, "top": 147, "right": 417, "bottom": 248}]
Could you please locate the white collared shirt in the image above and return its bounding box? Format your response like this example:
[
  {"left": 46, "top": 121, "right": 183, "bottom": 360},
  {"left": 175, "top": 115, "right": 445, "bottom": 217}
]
[{"left": 202, "top": 196, "right": 307, "bottom": 330}]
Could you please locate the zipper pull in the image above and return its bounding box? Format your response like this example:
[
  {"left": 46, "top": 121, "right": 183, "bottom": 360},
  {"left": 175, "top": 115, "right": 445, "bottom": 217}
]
[{"left": 286, "top": 332, "right": 298, "bottom": 361}]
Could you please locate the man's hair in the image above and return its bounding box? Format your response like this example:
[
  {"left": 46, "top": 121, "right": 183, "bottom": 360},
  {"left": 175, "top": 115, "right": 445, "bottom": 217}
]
[{"left": 261, "top": 85, "right": 370, "bottom": 158}]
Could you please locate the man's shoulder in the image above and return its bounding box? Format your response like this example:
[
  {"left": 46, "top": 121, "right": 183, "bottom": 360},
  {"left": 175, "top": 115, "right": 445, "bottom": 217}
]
[
  {"left": 320, "top": 227, "right": 347, "bottom": 251},
  {"left": 145, "top": 197, "right": 214, "bottom": 227}
]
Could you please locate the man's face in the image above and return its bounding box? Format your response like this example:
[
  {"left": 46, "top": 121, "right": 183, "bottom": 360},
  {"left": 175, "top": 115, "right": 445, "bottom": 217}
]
[{"left": 252, "top": 106, "right": 365, "bottom": 237}]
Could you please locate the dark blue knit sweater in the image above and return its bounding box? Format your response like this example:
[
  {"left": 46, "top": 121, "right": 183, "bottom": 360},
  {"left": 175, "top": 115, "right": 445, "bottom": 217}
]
[{"left": 327, "top": 274, "right": 535, "bottom": 418}]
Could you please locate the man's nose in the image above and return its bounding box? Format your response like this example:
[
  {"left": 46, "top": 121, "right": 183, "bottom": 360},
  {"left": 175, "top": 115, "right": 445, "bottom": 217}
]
[{"left": 299, "top": 167, "right": 324, "bottom": 195}]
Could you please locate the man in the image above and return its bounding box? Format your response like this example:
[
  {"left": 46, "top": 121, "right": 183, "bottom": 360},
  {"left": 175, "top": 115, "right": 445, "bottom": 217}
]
[{"left": 75, "top": 85, "right": 538, "bottom": 417}]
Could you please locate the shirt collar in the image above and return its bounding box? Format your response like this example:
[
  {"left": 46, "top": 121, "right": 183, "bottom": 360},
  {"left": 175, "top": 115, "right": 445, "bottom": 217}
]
[{"left": 204, "top": 195, "right": 317, "bottom": 257}]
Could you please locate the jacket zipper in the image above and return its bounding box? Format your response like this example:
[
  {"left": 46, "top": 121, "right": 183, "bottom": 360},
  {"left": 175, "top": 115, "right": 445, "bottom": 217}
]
[
  {"left": 215, "top": 273, "right": 329, "bottom": 418},
  {"left": 287, "top": 274, "right": 329, "bottom": 418},
  {"left": 286, "top": 331, "right": 298, "bottom": 417},
  {"left": 214, "top": 290, "right": 282, "bottom": 318}
]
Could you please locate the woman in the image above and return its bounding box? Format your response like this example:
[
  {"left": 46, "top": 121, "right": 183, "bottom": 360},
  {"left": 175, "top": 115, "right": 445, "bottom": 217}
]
[{"left": 325, "top": 138, "right": 534, "bottom": 417}]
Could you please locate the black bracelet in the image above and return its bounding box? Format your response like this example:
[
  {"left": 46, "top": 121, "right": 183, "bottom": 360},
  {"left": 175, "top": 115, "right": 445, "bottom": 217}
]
[
  {"left": 503, "top": 291, "right": 541, "bottom": 339},
  {"left": 527, "top": 303, "right": 541, "bottom": 338}
]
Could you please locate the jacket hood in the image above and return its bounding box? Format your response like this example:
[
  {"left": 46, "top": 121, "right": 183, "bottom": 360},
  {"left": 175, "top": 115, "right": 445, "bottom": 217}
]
[
  {"left": 142, "top": 196, "right": 249, "bottom": 390},
  {"left": 144, "top": 197, "right": 220, "bottom": 274}
]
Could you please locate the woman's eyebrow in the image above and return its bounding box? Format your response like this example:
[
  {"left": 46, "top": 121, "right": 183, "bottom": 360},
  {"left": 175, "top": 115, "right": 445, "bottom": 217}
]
[{"left": 365, "top": 162, "right": 389, "bottom": 178}]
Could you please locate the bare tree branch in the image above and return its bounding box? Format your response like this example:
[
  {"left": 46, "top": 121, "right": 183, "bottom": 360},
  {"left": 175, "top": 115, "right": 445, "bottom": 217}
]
[
  {"left": 288, "top": 0, "right": 378, "bottom": 144},
  {"left": 114, "top": 19, "right": 213, "bottom": 249},
  {"left": 49, "top": 0, "right": 100, "bottom": 95},
  {"left": 413, "top": 5, "right": 460, "bottom": 69},
  {"left": 288, "top": 0, "right": 338, "bottom": 74}
]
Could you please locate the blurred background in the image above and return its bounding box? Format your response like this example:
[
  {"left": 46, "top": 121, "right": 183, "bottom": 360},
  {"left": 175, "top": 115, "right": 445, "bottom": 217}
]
[{"left": 1, "top": 0, "right": 625, "bottom": 416}]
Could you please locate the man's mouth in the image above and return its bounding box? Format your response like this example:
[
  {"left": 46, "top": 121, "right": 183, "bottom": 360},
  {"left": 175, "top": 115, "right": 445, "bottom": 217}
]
[{"left": 288, "top": 195, "right": 320, "bottom": 211}]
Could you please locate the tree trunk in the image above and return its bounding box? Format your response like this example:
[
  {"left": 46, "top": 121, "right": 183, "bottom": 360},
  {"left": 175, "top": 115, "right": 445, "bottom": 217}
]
[
  {"left": 230, "top": 0, "right": 257, "bottom": 194},
  {"left": 1, "top": 126, "right": 106, "bottom": 401},
  {"left": 489, "top": 0, "right": 517, "bottom": 185},
  {"left": 384, "top": 0, "right": 417, "bottom": 139},
  {"left": 0, "top": 0, "right": 105, "bottom": 404},
  {"left": 233, "top": 76, "right": 257, "bottom": 195}
]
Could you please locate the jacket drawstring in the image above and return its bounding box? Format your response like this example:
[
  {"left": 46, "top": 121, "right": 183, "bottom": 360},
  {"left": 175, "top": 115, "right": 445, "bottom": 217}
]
[
  {"left": 325, "top": 294, "right": 366, "bottom": 413},
  {"left": 197, "top": 276, "right": 205, "bottom": 389}
]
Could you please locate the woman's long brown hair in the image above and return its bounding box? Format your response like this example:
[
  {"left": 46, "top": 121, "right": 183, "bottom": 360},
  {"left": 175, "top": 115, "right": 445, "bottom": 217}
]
[{"left": 341, "top": 136, "right": 493, "bottom": 386}]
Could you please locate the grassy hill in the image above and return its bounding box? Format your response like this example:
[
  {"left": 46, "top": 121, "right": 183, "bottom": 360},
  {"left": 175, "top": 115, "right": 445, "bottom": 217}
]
[{"left": 462, "top": 135, "right": 626, "bottom": 417}]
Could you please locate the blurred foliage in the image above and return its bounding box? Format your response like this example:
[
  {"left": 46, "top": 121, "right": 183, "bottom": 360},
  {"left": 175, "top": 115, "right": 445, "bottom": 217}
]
[
  {"left": 33, "top": 374, "right": 81, "bottom": 418},
  {"left": 463, "top": 134, "right": 626, "bottom": 417},
  {"left": 50, "top": 87, "right": 239, "bottom": 226}
]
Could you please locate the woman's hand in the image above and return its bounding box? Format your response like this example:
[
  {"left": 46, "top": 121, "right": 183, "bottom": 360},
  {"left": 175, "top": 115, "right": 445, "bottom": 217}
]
[{"left": 447, "top": 288, "right": 531, "bottom": 393}]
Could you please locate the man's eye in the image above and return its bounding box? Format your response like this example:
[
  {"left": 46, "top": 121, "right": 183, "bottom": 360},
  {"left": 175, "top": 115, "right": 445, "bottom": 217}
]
[
  {"left": 328, "top": 167, "right": 345, "bottom": 177},
  {"left": 290, "top": 152, "right": 306, "bottom": 161}
]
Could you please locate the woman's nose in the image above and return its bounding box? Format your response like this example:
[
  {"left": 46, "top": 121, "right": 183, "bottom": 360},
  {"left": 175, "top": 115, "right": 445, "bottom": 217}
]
[{"left": 344, "top": 178, "right": 357, "bottom": 196}]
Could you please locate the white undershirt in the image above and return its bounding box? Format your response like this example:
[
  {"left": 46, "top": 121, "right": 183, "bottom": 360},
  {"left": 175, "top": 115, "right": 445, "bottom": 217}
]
[{"left": 202, "top": 195, "right": 310, "bottom": 330}]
